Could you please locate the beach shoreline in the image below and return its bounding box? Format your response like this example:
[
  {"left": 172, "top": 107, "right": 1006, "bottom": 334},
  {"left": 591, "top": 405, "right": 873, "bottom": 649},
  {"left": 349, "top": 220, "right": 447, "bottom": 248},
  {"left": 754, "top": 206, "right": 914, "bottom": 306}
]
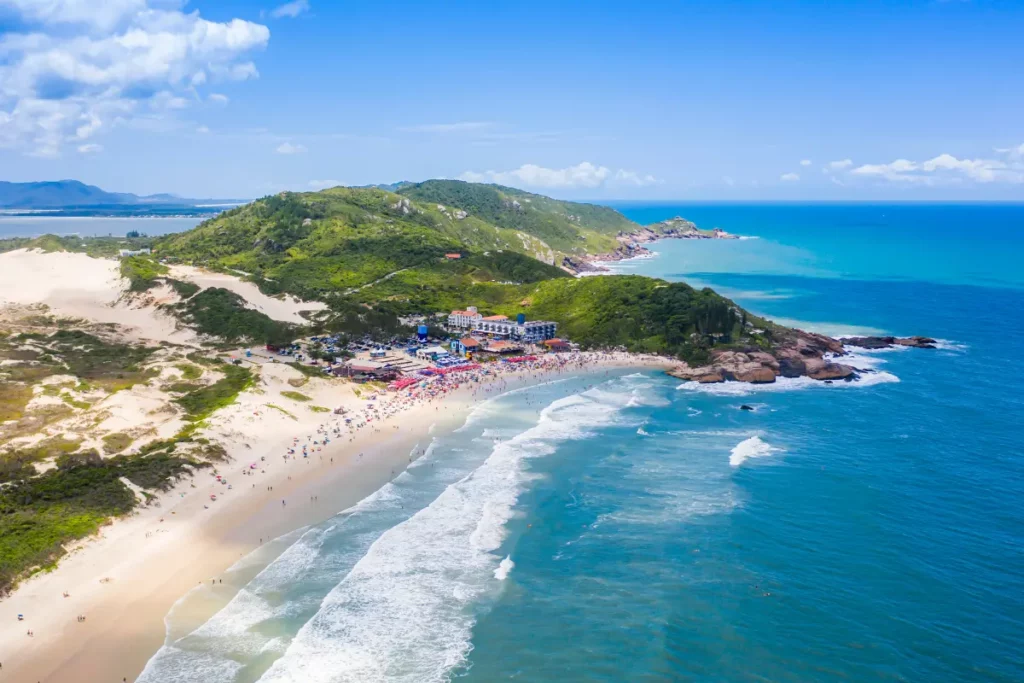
[{"left": 0, "top": 352, "right": 666, "bottom": 683}]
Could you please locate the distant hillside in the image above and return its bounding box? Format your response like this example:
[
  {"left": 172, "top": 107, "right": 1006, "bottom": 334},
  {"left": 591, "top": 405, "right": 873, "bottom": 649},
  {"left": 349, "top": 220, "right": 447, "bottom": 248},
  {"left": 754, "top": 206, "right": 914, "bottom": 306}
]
[
  {"left": 0, "top": 180, "right": 239, "bottom": 209},
  {"left": 147, "top": 182, "right": 763, "bottom": 363},
  {"left": 397, "top": 179, "right": 637, "bottom": 254}
]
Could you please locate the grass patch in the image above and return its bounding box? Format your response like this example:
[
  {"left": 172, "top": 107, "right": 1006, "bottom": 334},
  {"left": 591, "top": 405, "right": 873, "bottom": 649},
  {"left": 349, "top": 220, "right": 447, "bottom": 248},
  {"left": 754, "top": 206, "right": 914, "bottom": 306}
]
[
  {"left": 309, "top": 405, "right": 330, "bottom": 413},
  {"left": 60, "top": 394, "right": 91, "bottom": 410},
  {"left": 175, "top": 363, "right": 203, "bottom": 380},
  {"left": 120, "top": 255, "right": 168, "bottom": 293},
  {"left": 101, "top": 432, "right": 134, "bottom": 455},
  {"left": 166, "top": 381, "right": 203, "bottom": 393},
  {"left": 166, "top": 278, "right": 200, "bottom": 299},
  {"left": 286, "top": 362, "right": 328, "bottom": 379},
  {"left": 174, "top": 363, "right": 253, "bottom": 422},
  {"left": 167, "top": 288, "right": 297, "bottom": 344},
  {"left": 266, "top": 404, "right": 297, "bottom": 420},
  {"left": 280, "top": 390, "right": 311, "bottom": 402},
  {"left": 0, "top": 449, "right": 205, "bottom": 595},
  {"left": 0, "top": 383, "right": 33, "bottom": 422},
  {"left": 287, "top": 377, "right": 308, "bottom": 388}
]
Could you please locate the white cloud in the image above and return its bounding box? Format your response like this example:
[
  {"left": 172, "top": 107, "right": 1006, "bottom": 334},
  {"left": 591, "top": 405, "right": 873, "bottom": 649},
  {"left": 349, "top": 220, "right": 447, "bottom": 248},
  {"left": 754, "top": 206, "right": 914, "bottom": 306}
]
[
  {"left": 208, "top": 93, "right": 230, "bottom": 105},
  {"left": 0, "top": 0, "right": 147, "bottom": 32},
  {"left": 77, "top": 142, "right": 102, "bottom": 153},
  {"left": 994, "top": 143, "right": 1024, "bottom": 159},
  {"left": 827, "top": 159, "right": 854, "bottom": 171},
  {"left": 849, "top": 150, "right": 1024, "bottom": 184},
  {"left": 308, "top": 179, "right": 342, "bottom": 190},
  {"left": 459, "top": 161, "right": 657, "bottom": 189},
  {"left": 399, "top": 121, "right": 494, "bottom": 134},
  {"left": 275, "top": 142, "right": 306, "bottom": 154},
  {"left": 270, "top": 0, "right": 310, "bottom": 19},
  {"left": 613, "top": 169, "right": 659, "bottom": 186},
  {"left": 196, "top": 125, "right": 210, "bottom": 134},
  {"left": 780, "top": 173, "right": 800, "bottom": 182},
  {"left": 0, "top": 0, "right": 269, "bottom": 156},
  {"left": 799, "top": 159, "right": 812, "bottom": 166}
]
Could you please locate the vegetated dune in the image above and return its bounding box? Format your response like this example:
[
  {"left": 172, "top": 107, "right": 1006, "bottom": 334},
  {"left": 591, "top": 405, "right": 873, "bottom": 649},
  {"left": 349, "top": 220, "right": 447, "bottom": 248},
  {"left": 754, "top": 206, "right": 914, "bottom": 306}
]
[
  {"left": 168, "top": 264, "right": 326, "bottom": 324},
  {"left": 0, "top": 249, "right": 191, "bottom": 345}
]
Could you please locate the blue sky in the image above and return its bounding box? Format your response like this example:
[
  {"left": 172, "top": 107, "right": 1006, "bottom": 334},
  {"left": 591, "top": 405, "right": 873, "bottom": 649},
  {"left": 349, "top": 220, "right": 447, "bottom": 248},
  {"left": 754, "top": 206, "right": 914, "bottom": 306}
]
[{"left": 1, "top": 0, "right": 1023, "bottom": 200}]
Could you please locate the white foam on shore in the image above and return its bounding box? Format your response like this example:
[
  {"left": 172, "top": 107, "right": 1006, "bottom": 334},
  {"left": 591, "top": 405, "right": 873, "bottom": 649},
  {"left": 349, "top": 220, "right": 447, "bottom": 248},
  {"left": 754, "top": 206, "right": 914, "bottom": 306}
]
[
  {"left": 677, "top": 369, "right": 899, "bottom": 396},
  {"left": 254, "top": 382, "right": 636, "bottom": 683},
  {"left": 730, "top": 436, "right": 782, "bottom": 467},
  {"left": 934, "top": 338, "right": 969, "bottom": 353},
  {"left": 494, "top": 555, "right": 515, "bottom": 581}
]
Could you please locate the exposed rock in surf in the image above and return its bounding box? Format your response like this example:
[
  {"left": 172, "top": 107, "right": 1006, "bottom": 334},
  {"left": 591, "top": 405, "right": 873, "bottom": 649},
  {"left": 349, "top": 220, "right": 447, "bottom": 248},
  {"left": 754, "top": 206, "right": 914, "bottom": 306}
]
[{"left": 843, "top": 335, "right": 937, "bottom": 350}]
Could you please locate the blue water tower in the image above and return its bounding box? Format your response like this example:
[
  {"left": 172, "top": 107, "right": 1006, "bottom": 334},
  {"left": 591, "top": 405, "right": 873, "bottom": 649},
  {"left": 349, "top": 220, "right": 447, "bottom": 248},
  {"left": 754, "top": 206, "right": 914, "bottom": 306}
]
[
  {"left": 417, "top": 324, "right": 428, "bottom": 341},
  {"left": 517, "top": 313, "right": 526, "bottom": 325}
]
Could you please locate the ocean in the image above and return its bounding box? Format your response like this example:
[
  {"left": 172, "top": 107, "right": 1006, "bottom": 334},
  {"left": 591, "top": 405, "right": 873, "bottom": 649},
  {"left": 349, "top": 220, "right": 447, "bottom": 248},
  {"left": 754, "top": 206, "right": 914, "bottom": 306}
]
[{"left": 140, "top": 203, "right": 1024, "bottom": 682}]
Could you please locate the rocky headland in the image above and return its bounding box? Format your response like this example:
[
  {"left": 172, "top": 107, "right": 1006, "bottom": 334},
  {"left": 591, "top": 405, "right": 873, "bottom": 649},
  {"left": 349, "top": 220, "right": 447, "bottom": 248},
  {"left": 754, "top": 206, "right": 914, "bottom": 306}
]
[
  {"left": 668, "top": 333, "right": 936, "bottom": 385},
  {"left": 567, "top": 216, "right": 739, "bottom": 273}
]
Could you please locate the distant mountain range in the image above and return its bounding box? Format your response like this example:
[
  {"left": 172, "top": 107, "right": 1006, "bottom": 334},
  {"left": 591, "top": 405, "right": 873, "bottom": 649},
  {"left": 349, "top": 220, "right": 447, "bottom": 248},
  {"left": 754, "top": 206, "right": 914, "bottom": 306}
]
[{"left": 0, "top": 180, "right": 244, "bottom": 209}]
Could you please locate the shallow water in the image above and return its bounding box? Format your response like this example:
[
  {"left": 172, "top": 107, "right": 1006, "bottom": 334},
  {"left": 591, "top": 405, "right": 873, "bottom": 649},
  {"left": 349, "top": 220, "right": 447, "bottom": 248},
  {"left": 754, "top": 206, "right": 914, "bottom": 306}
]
[{"left": 141, "top": 203, "right": 1024, "bottom": 682}]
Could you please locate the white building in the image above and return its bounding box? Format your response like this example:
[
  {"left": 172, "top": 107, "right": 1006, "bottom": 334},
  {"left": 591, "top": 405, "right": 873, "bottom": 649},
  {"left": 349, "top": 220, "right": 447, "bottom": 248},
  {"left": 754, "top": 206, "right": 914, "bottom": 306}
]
[
  {"left": 119, "top": 248, "right": 151, "bottom": 257},
  {"left": 416, "top": 345, "right": 450, "bottom": 360},
  {"left": 448, "top": 306, "right": 483, "bottom": 330},
  {"left": 473, "top": 315, "right": 557, "bottom": 343}
]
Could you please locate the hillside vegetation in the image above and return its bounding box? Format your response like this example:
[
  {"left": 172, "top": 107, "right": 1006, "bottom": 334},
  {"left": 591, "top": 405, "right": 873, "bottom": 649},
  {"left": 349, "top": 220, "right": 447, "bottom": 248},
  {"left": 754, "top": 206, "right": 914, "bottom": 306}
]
[
  {"left": 147, "top": 182, "right": 772, "bottom": 362},
  {"left": 397, "top": 180, "right": 636, "bottom": 253},
  {"left": 1, "top": 182, "right": 776, "bottom": 361}
]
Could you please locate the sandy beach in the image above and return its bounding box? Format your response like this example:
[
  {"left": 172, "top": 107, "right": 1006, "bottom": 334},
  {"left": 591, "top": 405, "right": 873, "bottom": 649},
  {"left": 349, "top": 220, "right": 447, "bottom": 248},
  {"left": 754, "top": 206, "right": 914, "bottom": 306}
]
[{"left": 0, "top": 350, "right": 667, "bottom": 683}]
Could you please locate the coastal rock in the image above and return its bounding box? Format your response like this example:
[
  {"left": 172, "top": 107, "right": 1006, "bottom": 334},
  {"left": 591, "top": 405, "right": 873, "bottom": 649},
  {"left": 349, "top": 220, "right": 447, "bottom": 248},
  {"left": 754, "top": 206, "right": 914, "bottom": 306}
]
[
  {"left": 777, "top": 357, "right": 806, "bottom": 378},
  {"left": 894, "top": 336, "right": 937, "bottom": 348},
  {"left": 740, "top": 404, "right": 754, "bottom": 411},
  {"left": 732, "top": 367, "right": 777, "bottom": 384},
  {"left": 806, "top": 361, "right": 856, "bottom": 381},
  {"left": 843, "top": 335, "right": 937, "bottom": 350},
  {"left": 666, "top": 365, "right": 724, "bottom": 383}
]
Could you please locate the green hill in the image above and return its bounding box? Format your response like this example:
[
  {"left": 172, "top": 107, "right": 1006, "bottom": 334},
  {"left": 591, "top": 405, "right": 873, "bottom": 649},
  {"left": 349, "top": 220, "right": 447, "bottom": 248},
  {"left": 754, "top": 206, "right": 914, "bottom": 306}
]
[
  {"left": 147, "top": 182, "right": 770, "bottom": 362},
  {"left": 397, "top": 179, "right": 635, "bottom": 254}
]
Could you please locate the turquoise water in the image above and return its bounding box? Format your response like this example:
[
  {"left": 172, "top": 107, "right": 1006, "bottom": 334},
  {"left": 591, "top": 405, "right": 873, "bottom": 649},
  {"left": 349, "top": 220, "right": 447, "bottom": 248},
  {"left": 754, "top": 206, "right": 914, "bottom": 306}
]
[{"left": 141, "top": 204, "right": 1024, "bottom": 682}]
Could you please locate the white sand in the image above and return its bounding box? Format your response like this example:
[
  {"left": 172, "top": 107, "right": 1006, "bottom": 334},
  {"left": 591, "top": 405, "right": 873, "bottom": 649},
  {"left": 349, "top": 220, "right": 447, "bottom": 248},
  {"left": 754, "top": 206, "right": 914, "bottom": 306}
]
[
  {"left": 168, "top": 264, "right": 327, "bottom": 324},
  {"left": 0, "top": 354, "right": 668, "bottom": 683},
  {"left": 0, "top": 249, "right": 192, "bottom": 345}
]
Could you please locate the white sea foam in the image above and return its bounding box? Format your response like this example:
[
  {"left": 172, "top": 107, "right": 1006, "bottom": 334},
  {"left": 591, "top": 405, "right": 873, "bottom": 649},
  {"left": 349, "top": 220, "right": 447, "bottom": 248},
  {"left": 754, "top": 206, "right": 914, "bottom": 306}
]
[
  {"left": 637, "top": 426, "right": 651, "bottom": 436},
  {"left": 729, "top": 436, "right": 782, "bottom": 467},
  {"left": 494, "top": 555, "right": 515, "bottom": 581},
  {"left": 934, "top": 338, "right": 968, "bottom": 353},
  {"left": 255, "top": 383, "right": 635, "bottom": 683},
  {"left": 677, "top": 370, "right": 899, "bottom": 396},
  {"left": 137, "top": 645, "right": 245, "bottom": 683}
]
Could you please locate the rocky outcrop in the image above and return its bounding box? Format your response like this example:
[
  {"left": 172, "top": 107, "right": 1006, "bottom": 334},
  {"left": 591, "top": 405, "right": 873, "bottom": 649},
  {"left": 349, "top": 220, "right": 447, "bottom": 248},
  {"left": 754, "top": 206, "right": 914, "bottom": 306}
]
[
  {"left": 667, "top": 330, "right": 868, "bottom": 386},
  {"left": 844, "top": 335, "right": 937, "bottom": 349},
  {"left": 646, "top": 217, "right": 739, "bottom": 240},
  {"left": 566, "top": 216, "right": 742, "bottom": 274},
  {"left": 561, "top": 256, "right": 608, "bottom": 274}
]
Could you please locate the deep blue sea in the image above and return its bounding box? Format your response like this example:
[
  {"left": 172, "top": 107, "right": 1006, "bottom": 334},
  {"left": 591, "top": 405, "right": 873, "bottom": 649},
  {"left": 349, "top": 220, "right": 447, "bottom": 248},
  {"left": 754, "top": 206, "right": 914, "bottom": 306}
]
[{"left": 140, "top": 203, "right": 1024, "bottom": 683}]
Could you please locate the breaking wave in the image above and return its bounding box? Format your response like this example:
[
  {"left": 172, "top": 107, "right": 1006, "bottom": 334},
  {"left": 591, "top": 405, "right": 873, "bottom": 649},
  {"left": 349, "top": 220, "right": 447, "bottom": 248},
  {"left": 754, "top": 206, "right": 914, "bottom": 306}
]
[
  {"left": 729, "top": 436, "right": 782, "bottom": 467},
  {"left": 252, "top": 383, "right": 637, "bottom": 683}
]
